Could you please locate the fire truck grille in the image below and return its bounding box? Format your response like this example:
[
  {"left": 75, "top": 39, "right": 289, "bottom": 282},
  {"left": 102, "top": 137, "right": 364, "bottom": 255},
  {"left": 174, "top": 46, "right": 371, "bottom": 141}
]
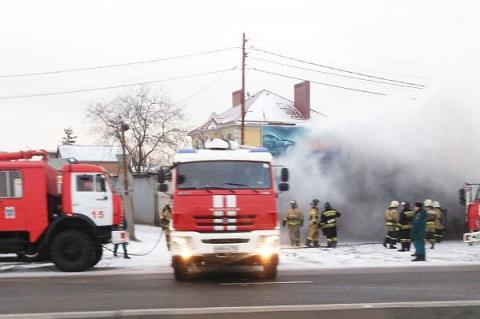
[
  {"left": 193, "top": 214, "right": 256, "bottom": 232},
  {"left": 201, "top": 238, "right": 249, "bottom": 244}
]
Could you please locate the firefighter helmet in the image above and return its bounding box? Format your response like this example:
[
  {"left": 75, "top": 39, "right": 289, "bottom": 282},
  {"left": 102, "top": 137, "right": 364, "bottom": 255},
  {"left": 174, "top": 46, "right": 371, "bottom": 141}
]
[
  {"left": 433, "top": 201, "right": 440, "bottom": 208},
  {"left": 389, "top": 201, "right": 399, "bottom": 208},
  {"left": 311, "top": 199, "right": 319, "bottom": 206},
  {"left": 424, "top": 199, "right": 433, "bottom": 207},
  {"left": 324, "top": 202, "right": 331, "bottom": 210},
  {"left": 290, "top": 200, "right": 297, "bottom": 208}
]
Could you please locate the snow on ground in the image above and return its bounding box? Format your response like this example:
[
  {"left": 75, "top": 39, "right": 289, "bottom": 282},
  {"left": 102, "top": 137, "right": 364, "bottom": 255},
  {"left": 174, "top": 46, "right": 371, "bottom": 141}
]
[{"left": 1, "top": 225, "right": 480, "bottom": 277}]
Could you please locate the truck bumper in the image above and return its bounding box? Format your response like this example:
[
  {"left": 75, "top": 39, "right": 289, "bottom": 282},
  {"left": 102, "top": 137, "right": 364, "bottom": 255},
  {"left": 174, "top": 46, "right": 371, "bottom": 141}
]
[{"left": 170, "top": 230, "right": 279, "bottom": 266}]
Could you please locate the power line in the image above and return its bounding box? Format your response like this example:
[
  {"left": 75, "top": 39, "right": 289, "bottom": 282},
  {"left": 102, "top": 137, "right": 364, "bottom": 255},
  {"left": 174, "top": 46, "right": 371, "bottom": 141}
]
[
  {"left": 0, "top": 67, "right": 238, "bottom": 100},
  {"left": 0, "top": 47, "right": 239, "bottom": 79},
  {"left": 178, "top": 69, "right": 231, "bottom": 102},
  {"left": 248, "top": 67, "right": 387, "bottom": 96},
  {"left": 249, "top": 47, "right": 426, "bottom": 88},
  {"left": 249, "top": 56, "right": 424, "bottom": 90}
]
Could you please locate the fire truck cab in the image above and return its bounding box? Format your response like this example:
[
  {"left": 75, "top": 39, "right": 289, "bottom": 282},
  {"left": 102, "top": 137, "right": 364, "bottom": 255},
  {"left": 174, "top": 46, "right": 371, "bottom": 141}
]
[
  {"left": 460, "top": 183, "right": 480, "bottom": 243},
  {"left": 0, "top": 150, "right": 123, "bottom": 271},
  {"left": 158, "top": 139, "right": 289, "bottom": 280}
]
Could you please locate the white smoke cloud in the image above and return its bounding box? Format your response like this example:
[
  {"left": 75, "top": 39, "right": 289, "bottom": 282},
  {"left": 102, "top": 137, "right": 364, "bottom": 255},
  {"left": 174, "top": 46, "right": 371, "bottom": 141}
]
[{"left": 279, "top": 69, "right": 480, "bottom": 240}]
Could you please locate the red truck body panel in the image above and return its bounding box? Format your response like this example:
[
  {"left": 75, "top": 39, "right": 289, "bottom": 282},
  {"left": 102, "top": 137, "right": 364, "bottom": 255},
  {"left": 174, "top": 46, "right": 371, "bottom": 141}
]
[
  {"left": 467, "top": 202, "right": 480, "bottom": 232},
  {"left": 0, "top": 161, "right": 57, "bottom": 242}
]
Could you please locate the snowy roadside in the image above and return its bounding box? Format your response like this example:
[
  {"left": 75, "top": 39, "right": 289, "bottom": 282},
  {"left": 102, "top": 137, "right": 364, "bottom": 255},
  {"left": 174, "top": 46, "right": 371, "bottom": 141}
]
[{"left": 1, "top": 225, "right": 479, "bottom": 278}]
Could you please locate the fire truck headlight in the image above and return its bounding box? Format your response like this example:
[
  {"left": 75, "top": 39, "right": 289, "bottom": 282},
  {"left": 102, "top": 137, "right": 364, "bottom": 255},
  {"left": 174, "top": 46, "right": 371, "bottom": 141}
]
[
  {"left": 259, "top": 246, "right": 274, "bottom": 260},
  {"left": 180, "top": 248, "right": 193, "bottom": 260},
  {"left": 259, "top": 235, "right": 279, "bottom": 245},
  {"left": 172, "top": 237, "right": 188, "bottom": 246}
]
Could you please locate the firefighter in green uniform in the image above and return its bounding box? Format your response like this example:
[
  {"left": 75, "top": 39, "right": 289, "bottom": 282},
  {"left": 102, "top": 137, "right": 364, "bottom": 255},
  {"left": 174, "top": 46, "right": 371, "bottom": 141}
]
[
  {"left": 306, "top": 199, "right": 320, "bottom": 247},
  {"left": 383, "top": 201, "right": 400, "bottom": 249},
  {"left": 160, "top": 204, "right": 172, "bottom": 250},
  {"left": 398, "top": 202, "right": 414, "bottom": 252},
  {"left": 433, "top": 201, "right": 445, "bottom": 243},
  {"left": 320, "top": 202, "right": 341, "bottom": 248},
  {"left": 282, "top": 200, "right": 304, "bottom": 247},
  {"left": 424, "top": 199, "right": 437, "bottom": 249}
]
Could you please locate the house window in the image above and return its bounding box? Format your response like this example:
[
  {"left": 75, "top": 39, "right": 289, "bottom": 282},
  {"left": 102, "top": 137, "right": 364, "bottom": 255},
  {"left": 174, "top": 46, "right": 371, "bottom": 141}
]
[{"left": 0, "top": 171, "right": 23, "bottom": 198}]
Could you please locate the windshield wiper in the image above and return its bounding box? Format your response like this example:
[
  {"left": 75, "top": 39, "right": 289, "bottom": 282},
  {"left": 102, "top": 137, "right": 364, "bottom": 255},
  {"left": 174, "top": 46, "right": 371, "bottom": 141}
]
[
  {"left": 225, "top": 182, "right": 259, "bottom": 193},
  {"left": 197, "top": 186, "right": 235, "bottom": 193}
]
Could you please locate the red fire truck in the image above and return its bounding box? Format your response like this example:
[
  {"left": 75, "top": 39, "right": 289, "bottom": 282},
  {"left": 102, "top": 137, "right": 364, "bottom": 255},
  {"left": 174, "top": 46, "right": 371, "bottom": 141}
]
[
  {"left": 158, "top": 139, "right": 289, "bottom": 280},
  {"left": 460, "top": 183, "right": 480, "bottom": 243},
  {"left": 0, "top": 150, "right": 123, "bottom": 271}
]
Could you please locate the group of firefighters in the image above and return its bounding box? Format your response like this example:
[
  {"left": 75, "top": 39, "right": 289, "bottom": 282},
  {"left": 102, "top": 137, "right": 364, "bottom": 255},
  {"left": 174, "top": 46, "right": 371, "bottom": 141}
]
[
  {"left": 383, "top": 199, "right": 446, "bottom": 261},
  {"left": 282, "top": 199, "right": 341, "bottom": 248}
]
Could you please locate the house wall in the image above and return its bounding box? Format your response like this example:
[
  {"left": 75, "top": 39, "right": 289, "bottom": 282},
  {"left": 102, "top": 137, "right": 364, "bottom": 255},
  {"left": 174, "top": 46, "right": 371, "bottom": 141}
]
[
  {"left": 190, "top": 125, "right": 262, "bottom": 148},
  {"left": 113, "top": 174, "right": 161, "bottom": 225}
]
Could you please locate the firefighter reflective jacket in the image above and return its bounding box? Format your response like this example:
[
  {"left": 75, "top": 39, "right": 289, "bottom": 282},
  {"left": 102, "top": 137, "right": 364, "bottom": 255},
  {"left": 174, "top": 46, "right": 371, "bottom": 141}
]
[
  {"left": 284, "top": 208, "right": 304, "bottom": 227},
  {"left": 434, "top": 208, "right": 445, "bottom": 230},
  {"left": 160, "top": 206, "right": 172, "bottom": 229},
  {"left": 399, "top": 209, "right": 414, "bottom": 229},
  {"left": 309, "top": 208, "right": 319, "bottom": 225},
  {"left": 384, "top": 208, "right": 399, "bottom": 228},
  {"left": 320, "top": 209, "right": 341, "bottom": 228},
  {"left": 426, "top": 208, "right": 438, "bottom": 232}
]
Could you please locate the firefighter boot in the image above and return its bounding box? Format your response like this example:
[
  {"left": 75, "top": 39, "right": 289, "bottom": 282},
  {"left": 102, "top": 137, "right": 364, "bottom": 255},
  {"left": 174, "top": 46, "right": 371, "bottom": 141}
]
[
  {"left": 389, "top": 242, "right": 397, "bottom": 249},
  {"left": 430, "top": 242, "right": 435, "bottom": 249},
  {"left": 383, "top": 238, "right": 388, "bottom": 248},
  {"left": 406, "top": 242, "right": 411, "bottom": 251},
  {"left": 327, "top": 241, "right": 332, "bottom": 248},
  {"left": 332, "top": 240, "right": 337, "bottom": 248},
  {"left": 306, "top": 239, "right": 312, "bottom": 248},
  {"left": 313, "top": 240, "right": 320, "bottom": 247},
  {"left": 398, "top": 243, "right": 406, "bottom": 252},
  {"left": 412, "top": 255, "right": 426, "bottom": 262}
]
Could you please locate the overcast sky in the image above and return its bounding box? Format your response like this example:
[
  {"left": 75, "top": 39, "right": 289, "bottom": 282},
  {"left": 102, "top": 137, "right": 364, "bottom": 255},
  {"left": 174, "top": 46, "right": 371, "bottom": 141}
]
[{"left": 0, "top": 0, "right": 478, "bottom": 151}]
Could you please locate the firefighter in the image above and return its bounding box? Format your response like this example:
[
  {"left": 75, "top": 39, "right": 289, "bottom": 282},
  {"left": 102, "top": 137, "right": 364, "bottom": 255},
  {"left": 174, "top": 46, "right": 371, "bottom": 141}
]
[
  {"left": 383, "top": 201, "right": 400, "bottom": 249},
  {"left": 433, "top": 201, "right": 445, "bottom": 243},
  {"left": 424, "top": 199, "right": 438, "bottom": 249},
  {"left": 398, "top": 202, "right": 414, "bottom": 252},
  {"left": 160, "top": 204, "right": 172, "bottom": 250},
  {"left": 320, "top": 202, "right": 341, "bottom": 248},
  {"left": 282, "top": 200, "right": 304, "bottom": 247},
  {"left": 113, "top": 219, "right": 130, "bottom": 259},
  {"left": 306, "top": 199, "right": 320, "bottom": 247},
  {"left": 411, "top": 202, "right": 427, "bottom": 261}
]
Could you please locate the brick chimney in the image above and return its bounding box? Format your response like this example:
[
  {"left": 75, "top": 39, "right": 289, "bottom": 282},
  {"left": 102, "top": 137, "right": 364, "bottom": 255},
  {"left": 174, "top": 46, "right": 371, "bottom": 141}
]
[
  {"left": 294, "top": 81, "right": 310, "bottom": 119},
  {"left": 232, "top": 89, "right": 243, "bottom": 108}
]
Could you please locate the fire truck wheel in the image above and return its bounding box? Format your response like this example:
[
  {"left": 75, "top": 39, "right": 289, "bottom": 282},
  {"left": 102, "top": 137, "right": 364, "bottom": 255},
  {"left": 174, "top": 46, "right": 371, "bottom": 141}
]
[
  {"left": 173, "top": 264, "right": 189, "bottom": 281},
  {"left": 263, "top": 263, "right": 278, "bottom": 279},
  {"left": 50, "top": 230, "right": 96, "bottom": 272},
  {"left": 89, "top": 243, "right": 103, "bottom": 268}
]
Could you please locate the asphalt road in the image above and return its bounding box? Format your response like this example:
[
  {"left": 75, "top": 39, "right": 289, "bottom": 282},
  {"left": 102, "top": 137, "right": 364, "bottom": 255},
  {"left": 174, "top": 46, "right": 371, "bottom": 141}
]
[{"left": 1, "top": 265, "right": 480, "bottom": 318}]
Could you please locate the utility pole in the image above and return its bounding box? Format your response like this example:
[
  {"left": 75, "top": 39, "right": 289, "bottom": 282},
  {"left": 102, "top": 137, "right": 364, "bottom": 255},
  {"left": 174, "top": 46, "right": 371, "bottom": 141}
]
[{"left": 240, "top": 32, "right": 246, "bottom": 145}]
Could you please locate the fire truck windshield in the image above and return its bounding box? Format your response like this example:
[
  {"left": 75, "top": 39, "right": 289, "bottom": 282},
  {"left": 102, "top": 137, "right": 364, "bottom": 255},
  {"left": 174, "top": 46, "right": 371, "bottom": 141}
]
[{"left": 176, "top": 161, "right": 271, "bottom": 190}]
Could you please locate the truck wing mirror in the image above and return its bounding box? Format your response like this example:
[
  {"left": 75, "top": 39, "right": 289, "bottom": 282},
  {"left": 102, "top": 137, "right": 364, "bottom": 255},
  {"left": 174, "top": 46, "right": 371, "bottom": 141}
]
[
  {"left": 158, "top": 183, "right": 169, "bottom": 193},
  {"left": 278, "top": 182, "right": 289, "bottom": 192},
  {"left": 459, "top": 188, "right": 466, "bottom": 205},
  {"left": 280, "top": 168, "right": 289, "bottom": 182}
]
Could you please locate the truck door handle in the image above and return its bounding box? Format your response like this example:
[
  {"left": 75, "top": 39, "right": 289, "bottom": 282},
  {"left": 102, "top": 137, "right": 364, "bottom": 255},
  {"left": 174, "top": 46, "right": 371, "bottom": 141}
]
[{"left": 96, "top": 196, "right": 108, "bottom": 201}]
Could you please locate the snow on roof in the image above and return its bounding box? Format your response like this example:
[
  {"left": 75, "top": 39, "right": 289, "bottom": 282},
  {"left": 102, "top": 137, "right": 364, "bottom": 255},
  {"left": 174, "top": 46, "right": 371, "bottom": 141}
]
[
  {"left": 57, "top": 145, "right": 122, "bottom": 162},
  {"left": 193, "top": 90, "right": 325, "bottom": 132}
]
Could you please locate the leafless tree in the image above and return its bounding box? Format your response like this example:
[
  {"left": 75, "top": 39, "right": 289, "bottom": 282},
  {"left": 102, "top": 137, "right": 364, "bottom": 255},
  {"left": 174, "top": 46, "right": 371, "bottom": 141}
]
[{"left": 86, "top": 86, "right": 187, "bottom": 172}]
